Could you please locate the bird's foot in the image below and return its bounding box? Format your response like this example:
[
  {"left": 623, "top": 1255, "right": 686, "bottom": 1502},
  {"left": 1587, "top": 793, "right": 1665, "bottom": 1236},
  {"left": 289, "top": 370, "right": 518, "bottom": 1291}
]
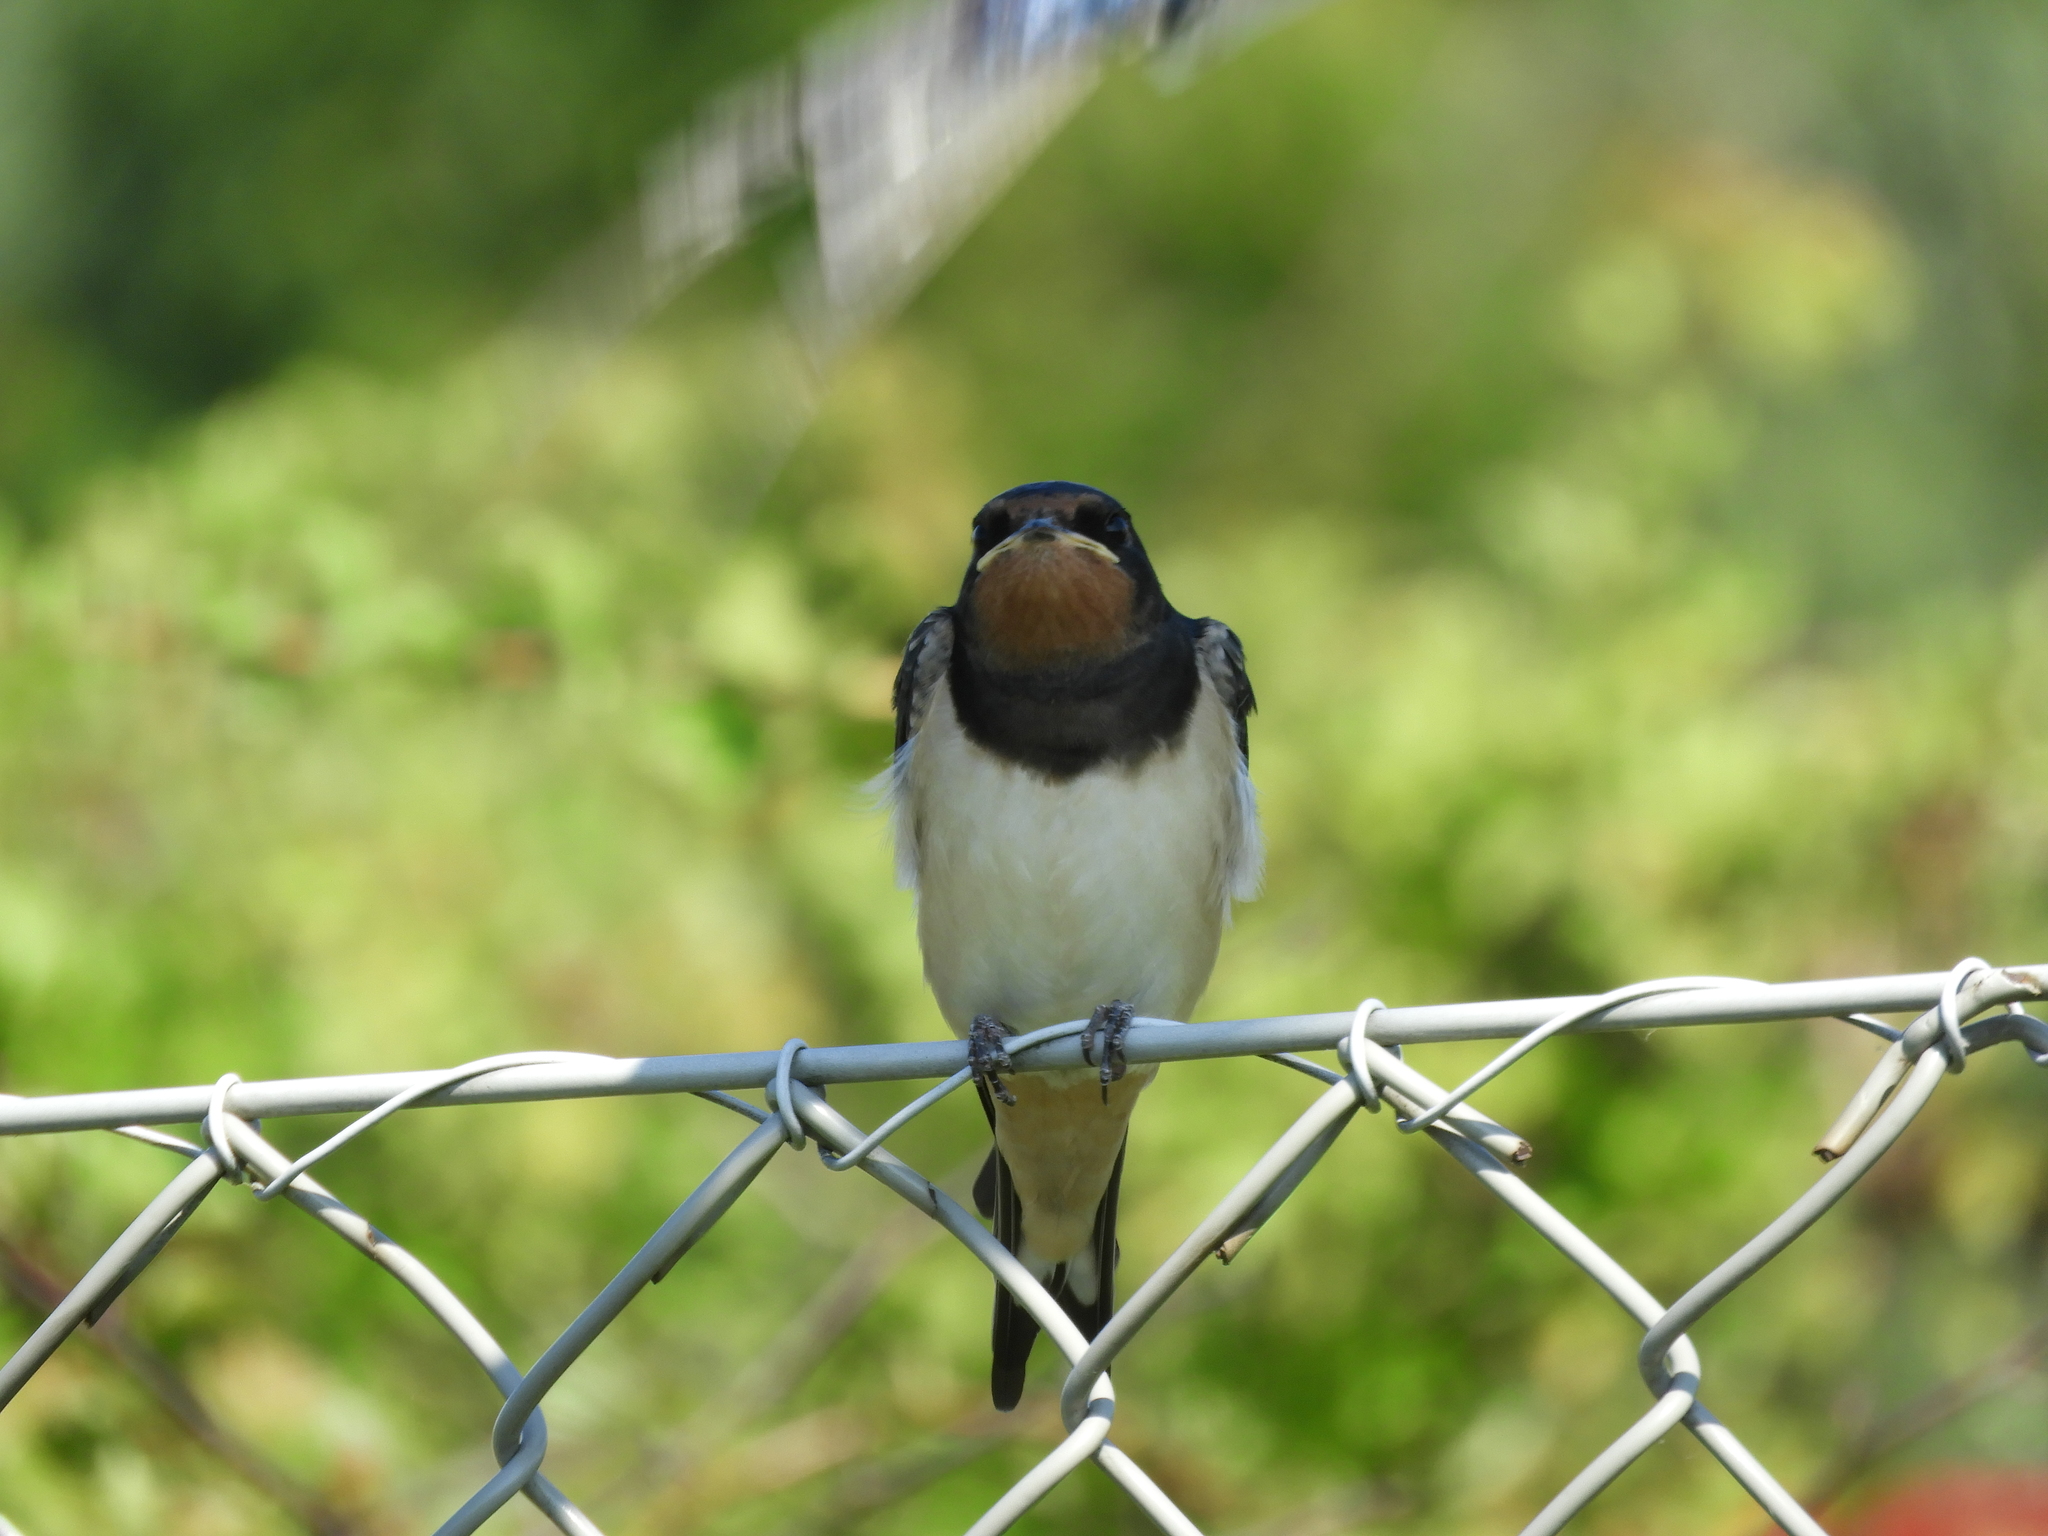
[
  {"left": 969, "top": 1015, "right": 1016, "bottom": 1107},
  {"left": 1081, "top": 1000, "right": 1135, "bottom": 1103}
]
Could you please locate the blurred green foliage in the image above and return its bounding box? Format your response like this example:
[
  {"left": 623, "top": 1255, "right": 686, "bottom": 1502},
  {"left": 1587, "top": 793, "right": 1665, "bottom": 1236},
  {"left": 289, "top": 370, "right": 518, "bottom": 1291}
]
[{"left": 3, "top": 1, "right": 2048, "bottom": 1533}]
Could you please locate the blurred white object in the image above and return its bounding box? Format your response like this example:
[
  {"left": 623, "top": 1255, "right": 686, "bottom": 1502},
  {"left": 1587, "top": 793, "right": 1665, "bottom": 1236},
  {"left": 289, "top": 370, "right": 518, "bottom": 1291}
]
[{"left": 501, "top": 0, "right": 1312, "bottom": 457}]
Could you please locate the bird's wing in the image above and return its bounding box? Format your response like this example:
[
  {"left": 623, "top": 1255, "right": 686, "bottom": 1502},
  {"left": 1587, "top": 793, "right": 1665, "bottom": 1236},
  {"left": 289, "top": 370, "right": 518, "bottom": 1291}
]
[
  {"left": 1194, "top": 618, "right": 1255, "bottom": 766},
  {"left": 876, "top": 606, "right": 955, "bottom": 890},
  {"left": 977, "top": 1080, "right": 1039, "bottom": 1411},
  {"left": 1195, "top": 618, "right": 1264, "bottom": 902},
  {"left": 893, "top": 606, "right": 956, "bottom": 752}
]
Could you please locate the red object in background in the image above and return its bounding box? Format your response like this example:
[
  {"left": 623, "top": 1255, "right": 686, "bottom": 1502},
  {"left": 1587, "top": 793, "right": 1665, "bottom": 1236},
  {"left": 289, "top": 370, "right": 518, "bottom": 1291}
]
[{"left": 1836, "top": 1469, "right": 2048, "bottom": 1536}]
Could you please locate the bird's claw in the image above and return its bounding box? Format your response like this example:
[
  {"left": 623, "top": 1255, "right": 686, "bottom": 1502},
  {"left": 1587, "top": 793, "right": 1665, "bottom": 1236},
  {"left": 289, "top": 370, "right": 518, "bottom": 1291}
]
[
  {"left": 970, "top": 1015, "right": 1016, "bottom": 1106},
  {"left": 1082, "top": 1000, "right": 1134, "bottom": 1103}
]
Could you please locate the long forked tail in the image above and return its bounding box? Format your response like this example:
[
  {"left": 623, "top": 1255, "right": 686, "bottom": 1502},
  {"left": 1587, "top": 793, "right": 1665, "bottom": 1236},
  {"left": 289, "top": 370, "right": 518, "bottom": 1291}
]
[{"left": 974, "top": 1082, "right": 1124, "bottom": 1411}]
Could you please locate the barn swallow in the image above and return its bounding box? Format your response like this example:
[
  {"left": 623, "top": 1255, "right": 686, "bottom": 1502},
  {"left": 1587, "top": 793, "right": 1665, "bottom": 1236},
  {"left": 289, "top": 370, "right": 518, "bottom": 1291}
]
[{"left": 881, "top": 481, "right": 1261, "bottom": 1409}]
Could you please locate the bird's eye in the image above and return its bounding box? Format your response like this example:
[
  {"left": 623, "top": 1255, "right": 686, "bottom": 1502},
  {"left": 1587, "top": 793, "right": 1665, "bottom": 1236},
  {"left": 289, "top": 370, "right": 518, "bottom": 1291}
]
[{"left": 1106, "top": 514, "right": 1131, "bottom": 541}]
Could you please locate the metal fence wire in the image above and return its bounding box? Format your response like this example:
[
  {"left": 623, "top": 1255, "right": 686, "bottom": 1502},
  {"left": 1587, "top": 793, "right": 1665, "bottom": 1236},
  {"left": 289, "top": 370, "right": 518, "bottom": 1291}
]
[{"left": 4, "top": 957, "right": 2047, "bottom": 1535}]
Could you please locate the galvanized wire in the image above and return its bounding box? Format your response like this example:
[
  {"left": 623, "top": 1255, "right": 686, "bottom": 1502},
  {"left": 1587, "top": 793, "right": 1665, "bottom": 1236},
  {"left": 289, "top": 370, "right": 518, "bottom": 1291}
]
[{"left": 3, "top": 957, "right": 2046, "bottom": 1536}]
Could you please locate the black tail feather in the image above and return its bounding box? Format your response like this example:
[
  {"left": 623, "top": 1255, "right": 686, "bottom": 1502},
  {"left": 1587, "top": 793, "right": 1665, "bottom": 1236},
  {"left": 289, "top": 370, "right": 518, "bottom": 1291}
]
[
  {"left": 975, "top": 1080, "right": 1126, "bottom": 1411},
  {"left": 1066, "top": 1139, "right": 1124, "bottom": 1342}
]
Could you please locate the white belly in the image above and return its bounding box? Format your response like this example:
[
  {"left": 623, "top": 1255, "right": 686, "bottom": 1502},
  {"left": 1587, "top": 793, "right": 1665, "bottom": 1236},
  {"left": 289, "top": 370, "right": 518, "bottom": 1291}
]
[{"left": 896, "top": 679, "right": 1257, "bottom": 1036}]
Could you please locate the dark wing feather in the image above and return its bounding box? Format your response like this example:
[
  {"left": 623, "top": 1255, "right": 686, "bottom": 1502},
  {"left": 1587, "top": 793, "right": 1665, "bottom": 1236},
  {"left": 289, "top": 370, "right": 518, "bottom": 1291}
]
[
  {"left": 973, "top": 1146, "right": 1000, "bottom": 1220},
  {"left": 989, "top": 1151, "right": 1037, "bottom": 1411},
  {"left": 893, "top": 607, "right": 955, "bottom": 753},
  {"left": 977, "top": 1079, "right": 1039, "bottom": 1411},
  {"left": 1195, "top": 618, "right": 1256, "bottom": 765}
]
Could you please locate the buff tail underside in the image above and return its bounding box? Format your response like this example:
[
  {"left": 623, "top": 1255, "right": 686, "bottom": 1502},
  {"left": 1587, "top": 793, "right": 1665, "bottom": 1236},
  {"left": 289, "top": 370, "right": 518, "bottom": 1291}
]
[{"left": 974, "top": 1081, "right": 1124, "bottom": 1411}]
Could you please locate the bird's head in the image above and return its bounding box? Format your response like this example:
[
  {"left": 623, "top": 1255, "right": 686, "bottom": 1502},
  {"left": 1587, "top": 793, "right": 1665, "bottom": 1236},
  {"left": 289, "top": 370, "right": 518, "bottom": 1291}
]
[{"left": 957, "top": 482, "right": 1165, "bottom": 669}]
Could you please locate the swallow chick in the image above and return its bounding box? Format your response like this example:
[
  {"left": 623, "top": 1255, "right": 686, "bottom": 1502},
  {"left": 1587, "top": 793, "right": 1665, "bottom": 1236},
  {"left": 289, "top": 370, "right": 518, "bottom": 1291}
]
[{"left": 879, "top": 481, "right": 1261, "bottom": 1409}]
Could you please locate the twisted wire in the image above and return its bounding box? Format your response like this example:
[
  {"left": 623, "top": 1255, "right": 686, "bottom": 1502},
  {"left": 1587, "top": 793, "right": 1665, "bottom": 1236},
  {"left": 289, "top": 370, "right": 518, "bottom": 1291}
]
[{"left": 2, "top": 959, "right": 2044, "bottom": 1536}]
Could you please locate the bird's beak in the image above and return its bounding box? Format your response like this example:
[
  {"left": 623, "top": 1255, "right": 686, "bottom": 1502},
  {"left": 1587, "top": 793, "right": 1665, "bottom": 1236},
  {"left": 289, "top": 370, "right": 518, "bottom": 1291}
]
[{"left": 976, "top": 520, "right": 1121, "bottom": 573}]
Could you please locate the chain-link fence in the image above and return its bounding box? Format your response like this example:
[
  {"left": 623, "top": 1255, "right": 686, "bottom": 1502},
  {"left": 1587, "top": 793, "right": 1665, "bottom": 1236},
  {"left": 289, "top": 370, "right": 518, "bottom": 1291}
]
[{"left": 3, "top": 958, "right": 2045, "bottom": 1535}]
